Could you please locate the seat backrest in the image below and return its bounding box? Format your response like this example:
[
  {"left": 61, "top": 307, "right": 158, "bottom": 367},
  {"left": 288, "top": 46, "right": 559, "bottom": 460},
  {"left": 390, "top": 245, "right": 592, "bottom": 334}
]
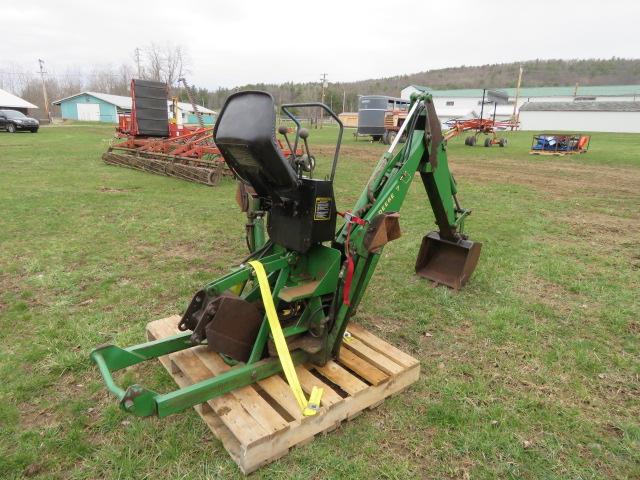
[{"left": 214, "top": 91, "right": 298, "bottom": 198}]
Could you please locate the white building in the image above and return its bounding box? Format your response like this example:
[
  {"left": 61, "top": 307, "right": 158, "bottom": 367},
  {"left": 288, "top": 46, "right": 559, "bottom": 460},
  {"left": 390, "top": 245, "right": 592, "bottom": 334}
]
[
  {"left": 0, "top": 88, "right": 38, "bottom": 115},
  {"left": 400, "top": 84, "right": 640, "bottom": 123},
  {"left": 519, "top": 101, "right": 640, "bottom": 133}
]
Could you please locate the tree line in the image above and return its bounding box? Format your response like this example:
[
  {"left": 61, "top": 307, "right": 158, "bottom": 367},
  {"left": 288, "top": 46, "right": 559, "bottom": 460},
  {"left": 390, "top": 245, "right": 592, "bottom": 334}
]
[
  {"left": 0, "top": 44, "right": 189, "bottom": 118},
  {"left": 1, "top": 51, "right": 638, "bottom": 120}
]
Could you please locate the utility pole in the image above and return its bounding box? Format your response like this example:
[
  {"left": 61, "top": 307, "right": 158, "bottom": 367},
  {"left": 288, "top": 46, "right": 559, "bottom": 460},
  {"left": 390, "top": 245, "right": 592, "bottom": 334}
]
[
  {"left": 342, "top": 90, "right": 346, "bottom": 113},
  {"left": 319, "top": 73, "right": 327, "bottom": 129},
  {"left": 134, "top": 47, "right": 142, "bottom": 78},
  {"left": 37, "top": 59, "right": 51, "bottom": 123},
  {"left": 511, "top": 65, "right": 523, "bottom": 131}
]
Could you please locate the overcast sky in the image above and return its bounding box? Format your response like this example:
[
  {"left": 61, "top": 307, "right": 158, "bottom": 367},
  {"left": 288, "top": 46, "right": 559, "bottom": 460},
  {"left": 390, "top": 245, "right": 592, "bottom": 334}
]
[{"left": 2, "top": 0, "right": 639, "bottom": 89}]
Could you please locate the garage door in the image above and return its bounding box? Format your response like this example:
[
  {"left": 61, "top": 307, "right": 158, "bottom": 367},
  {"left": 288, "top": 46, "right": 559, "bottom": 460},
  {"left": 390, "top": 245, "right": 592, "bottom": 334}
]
[{"left": 77, "top": 103, "right": 101, "bottom": 121}]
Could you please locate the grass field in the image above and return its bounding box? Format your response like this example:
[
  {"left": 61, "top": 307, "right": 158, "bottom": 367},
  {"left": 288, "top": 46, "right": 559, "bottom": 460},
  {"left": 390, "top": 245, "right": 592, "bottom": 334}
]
[{"left": 0, "top": 123, "right": 639, "bottom": 479}]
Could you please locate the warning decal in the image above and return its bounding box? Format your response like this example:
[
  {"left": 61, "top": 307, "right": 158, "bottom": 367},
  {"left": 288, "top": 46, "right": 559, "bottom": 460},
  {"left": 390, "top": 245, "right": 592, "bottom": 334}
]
[{"left": 314, "top": 197, "right": 331, "bottom": 221}]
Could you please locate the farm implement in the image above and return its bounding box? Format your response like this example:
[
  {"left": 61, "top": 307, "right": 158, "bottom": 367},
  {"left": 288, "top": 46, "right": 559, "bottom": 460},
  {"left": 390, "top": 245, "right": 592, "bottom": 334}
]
[
  {"left": 529, "top": 133, "right": 590, "bottom": 155},
  {"left": 91, "top": 91, "right": 481, "bottom": 422},
  {"left": 103, "top": 78, "right": 231, "bottom": 186},
  {"left": 445, "top": 118, "right": 512, "bottom": 147},
  {"left": 445, "top": 89, "right": 515, "bottom": 147},
  {"left": 103, "top": 126, "right": 230, "bottom": 186}
]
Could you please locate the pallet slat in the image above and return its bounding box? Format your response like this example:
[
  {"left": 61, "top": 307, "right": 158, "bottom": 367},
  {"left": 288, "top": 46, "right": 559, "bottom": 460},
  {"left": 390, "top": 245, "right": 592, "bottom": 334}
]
[
  {"left": 295, "top": 365, "right": 343, "bottom": 407},
  {"left": 144, "top": 316, "right": 420, "bottom": 474},
  {"left": 256, "top": 375, "right": 304, "bottom": 421},
  {"left": 347, "top": 323, "right": 420, "bottom": 368},
  {"left": 338, "top": 348, "right": 388, "bottom": 386},
  {"left": 170, "top": 350, "right": 269, "bottom": 446},
  {"left": 194, "top": 349, "right": 290, "bottom": 433},
  {"left": 343, "top": 337, "right": 404, "bottom": 376},
  {"left": 315, "top": 360, "right": 368, "bottom": 395}
]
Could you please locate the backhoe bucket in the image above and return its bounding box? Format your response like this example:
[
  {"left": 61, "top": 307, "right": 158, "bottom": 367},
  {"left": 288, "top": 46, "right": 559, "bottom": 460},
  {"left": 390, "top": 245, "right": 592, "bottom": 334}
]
[{"left": 415, "top": 232, "right": 482, "bottom": 289}]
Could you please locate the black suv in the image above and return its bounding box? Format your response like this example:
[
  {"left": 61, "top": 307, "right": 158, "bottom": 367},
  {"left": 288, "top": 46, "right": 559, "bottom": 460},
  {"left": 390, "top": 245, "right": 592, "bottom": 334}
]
[{"left": 0, "top": 109, "right": 39, "bottom": 133}]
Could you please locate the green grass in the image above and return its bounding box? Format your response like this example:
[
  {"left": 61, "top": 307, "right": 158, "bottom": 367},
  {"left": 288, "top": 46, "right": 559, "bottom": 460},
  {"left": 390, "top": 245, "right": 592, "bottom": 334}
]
[{"left": 0, "top": 123, "right": 638, "bottom": 479}]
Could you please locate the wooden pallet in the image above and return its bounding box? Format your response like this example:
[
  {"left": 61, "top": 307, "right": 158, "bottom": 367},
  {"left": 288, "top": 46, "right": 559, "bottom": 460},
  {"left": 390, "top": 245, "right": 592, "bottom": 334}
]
[{"left": 146, "top": 315, "right": 420, "bottom": 474}]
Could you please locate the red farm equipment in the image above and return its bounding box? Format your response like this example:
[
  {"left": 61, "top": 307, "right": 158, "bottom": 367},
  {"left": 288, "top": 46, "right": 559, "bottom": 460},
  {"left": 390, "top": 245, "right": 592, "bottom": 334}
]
[
  {"left": 444, "top": 89, "right": 517, "bottom": 147},
  {"left": 104, "top": 79, "right": 301, "bottom": 186},
  {"left": 103, "top": 79, "right": 231, "bottom": 186}
]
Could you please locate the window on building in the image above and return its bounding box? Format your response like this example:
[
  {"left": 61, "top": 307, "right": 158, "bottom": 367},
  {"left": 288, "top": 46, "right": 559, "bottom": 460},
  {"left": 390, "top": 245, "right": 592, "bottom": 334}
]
[{"left": 446, "top": 101, "right": 454, "bottom": 106}]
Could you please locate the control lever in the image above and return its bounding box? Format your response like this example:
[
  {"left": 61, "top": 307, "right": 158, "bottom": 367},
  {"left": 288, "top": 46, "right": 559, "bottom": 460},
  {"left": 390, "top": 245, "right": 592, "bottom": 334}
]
[
  {"left": 278, "top": 125, "right": 294, "bottom": 156},
  {"left": 297, "top": 128, "right": 315, "bottom": 174}
]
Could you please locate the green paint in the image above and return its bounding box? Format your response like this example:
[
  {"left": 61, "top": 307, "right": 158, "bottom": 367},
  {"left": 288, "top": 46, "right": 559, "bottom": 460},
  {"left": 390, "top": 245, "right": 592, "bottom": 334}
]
[{"left": 91, "top": 93, "right": 472, "bottom": 418}]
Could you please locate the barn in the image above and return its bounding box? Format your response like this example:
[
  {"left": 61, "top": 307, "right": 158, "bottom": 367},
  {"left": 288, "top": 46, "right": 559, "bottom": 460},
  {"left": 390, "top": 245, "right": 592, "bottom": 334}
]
[
  {"left": 0, "top": 88, "right": 39, "bottom": 115},
  {"left": 518, "top": 101, "right": 640, "bottom": 133},
  {"left": 52, "top": 91, "right": 216, "bottom": 125},
  {"left": 401, "top": 85, "right": 640, "bottom": 118}
]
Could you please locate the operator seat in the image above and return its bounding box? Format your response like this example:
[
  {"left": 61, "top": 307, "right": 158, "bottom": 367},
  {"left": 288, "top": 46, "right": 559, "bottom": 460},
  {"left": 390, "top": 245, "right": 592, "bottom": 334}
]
[{"left": 214, "top": 91, "right": 298, "bottom": 200}]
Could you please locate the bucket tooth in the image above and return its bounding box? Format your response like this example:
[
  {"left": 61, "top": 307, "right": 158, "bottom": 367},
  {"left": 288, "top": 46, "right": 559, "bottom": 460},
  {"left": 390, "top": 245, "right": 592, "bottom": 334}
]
[{"left": 415, "top": 232, "right": 482, "bottom": 289}]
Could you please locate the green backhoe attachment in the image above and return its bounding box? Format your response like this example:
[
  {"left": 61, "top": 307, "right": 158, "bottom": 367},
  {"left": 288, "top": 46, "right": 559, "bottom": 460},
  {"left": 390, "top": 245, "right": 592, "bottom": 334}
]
[{"left": 91, "top": 91, "right": 481, "bottom": 418}]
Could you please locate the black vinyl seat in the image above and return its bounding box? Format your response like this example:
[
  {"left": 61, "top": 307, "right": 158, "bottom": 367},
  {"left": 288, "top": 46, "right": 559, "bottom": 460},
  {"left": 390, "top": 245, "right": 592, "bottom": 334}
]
[{"left": 214, "top": 91, "right": 298, "bottom": 199}]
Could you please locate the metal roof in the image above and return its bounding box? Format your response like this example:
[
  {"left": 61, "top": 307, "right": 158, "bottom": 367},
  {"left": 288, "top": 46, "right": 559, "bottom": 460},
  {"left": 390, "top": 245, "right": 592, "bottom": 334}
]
[
  {"left": 360, "top": 94, "right": 407, "bottom": 101},
  {"left": 52, "top": 91, "right": 216, "bottom": 114},
  {"left": 0, "top": 88, "right": 38, "bottom": 109},
  {"left": 520, "top": 101, "right": 640, "bottom": 112},
  {"left": 408, "top": 84, "right": 640, "bottom": 98}
]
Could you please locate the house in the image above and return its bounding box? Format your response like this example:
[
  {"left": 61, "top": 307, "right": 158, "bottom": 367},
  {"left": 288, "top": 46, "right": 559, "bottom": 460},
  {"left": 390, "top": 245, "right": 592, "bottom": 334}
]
[
  {"left": 518, "top": 101, "right": 640, "bottom": 133},
  {"left": 52, "top": 91, "right": 216, "bottom": 125},
  {"left": 0, "top": 88, "right": 38, "bottom": 115}
]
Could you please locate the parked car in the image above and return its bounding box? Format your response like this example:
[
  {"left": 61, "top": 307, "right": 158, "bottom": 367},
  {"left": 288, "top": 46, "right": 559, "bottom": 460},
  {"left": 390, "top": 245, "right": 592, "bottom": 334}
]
[{"left": 0, "top": 109, "right": 39, "bottom": 133}]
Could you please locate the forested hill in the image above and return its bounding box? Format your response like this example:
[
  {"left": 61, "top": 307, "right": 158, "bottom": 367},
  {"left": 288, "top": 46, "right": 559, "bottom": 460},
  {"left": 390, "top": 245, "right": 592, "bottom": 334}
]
[
  {"left": 4, "top": 56, "right": 638, "bottom": 117},
  {"left": 201, "top": 58, "right": 640, "bottom": 112}
]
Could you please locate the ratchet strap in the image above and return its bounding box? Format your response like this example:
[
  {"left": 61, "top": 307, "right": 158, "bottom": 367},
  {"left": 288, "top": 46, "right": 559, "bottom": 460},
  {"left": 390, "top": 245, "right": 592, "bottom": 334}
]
[
  {"left": 337, "top": 211, "right": 367, "bottom": 306},
  {"left": 248, "top": 260, "right": 323, "bottom": 416}
]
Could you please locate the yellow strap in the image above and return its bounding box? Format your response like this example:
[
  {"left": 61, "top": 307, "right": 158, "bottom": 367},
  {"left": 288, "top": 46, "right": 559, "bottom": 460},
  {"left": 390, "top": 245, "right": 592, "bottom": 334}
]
[{"left": 248, "top": 260, "right": 323, "bottom": 416}]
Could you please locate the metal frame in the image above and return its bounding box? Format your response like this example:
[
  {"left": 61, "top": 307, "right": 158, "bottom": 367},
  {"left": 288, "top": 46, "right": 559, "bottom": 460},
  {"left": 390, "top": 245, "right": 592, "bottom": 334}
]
[
  {"left": 92, "top": 93, "right": 480, "bottom": 418},
  {"left": 280, "top": 103, "right": 344, "bottom": 181}
]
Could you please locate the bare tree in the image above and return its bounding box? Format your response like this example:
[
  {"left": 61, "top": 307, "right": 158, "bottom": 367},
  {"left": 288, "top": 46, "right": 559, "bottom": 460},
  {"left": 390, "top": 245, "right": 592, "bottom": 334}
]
[
  {"left": 143, "top": 43, "right": 164, "bottom": 81},
  {"left": 116, "top": 63, "right": 134, "bottom": 94},
  {"left": 140, "top": 42, "right": 189, "bottom": 89},
  {"left": 164, "top": 44, "right": 188, "bottom": 88}
]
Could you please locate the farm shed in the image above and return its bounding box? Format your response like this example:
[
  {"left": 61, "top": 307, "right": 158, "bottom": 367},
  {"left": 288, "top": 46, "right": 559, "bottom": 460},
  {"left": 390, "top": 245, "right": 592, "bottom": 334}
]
[
  {"left": 52, "top": 91, "right": 216, "bottom": 125},
  {"left": 0, "top": 88, "right": 38, "bottom": 115},
  {"left": 401, "top": 84, "right": 640, "bottom": 121},
  {"left": 518, "top": 101, "right": 640, "bottom": 133}
]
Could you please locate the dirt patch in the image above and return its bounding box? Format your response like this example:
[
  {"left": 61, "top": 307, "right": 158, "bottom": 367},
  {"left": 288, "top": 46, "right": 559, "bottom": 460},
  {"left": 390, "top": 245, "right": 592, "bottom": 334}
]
[
  {"left": 18, "top": 372, "right": 98, "bottom": 431},
  {"left": 357, "top": 312, "right": 403, "bottom": 334},
  {"left": 454, "top": 157, "right": 640, "bottom": 201},
  {"left": 161, "top": 241, "right": 204, "bottom": 261},
  {"left": 560, "top": 212, "right": 639, "bottom": 240},
  {"left": 19, "top": 403, "right": 60, "bottom": 431},
  {"left": 99, "top": 186, "right": 138, "bottom": 193},
  {"left": 314, "top": 144, "right": 385, "bottom": 164},
  {"left": 159, "top": 238, "right": 243, "bottom": 265},
  {"left": 515, "top": 272, "right": 580, "bottom": 317}
]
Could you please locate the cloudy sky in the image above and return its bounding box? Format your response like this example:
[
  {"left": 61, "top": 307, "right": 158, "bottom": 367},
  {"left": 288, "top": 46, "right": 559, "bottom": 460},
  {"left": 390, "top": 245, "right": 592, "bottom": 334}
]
[{"left": 2, "top": 0, "right": 638, "bottom": 89}]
